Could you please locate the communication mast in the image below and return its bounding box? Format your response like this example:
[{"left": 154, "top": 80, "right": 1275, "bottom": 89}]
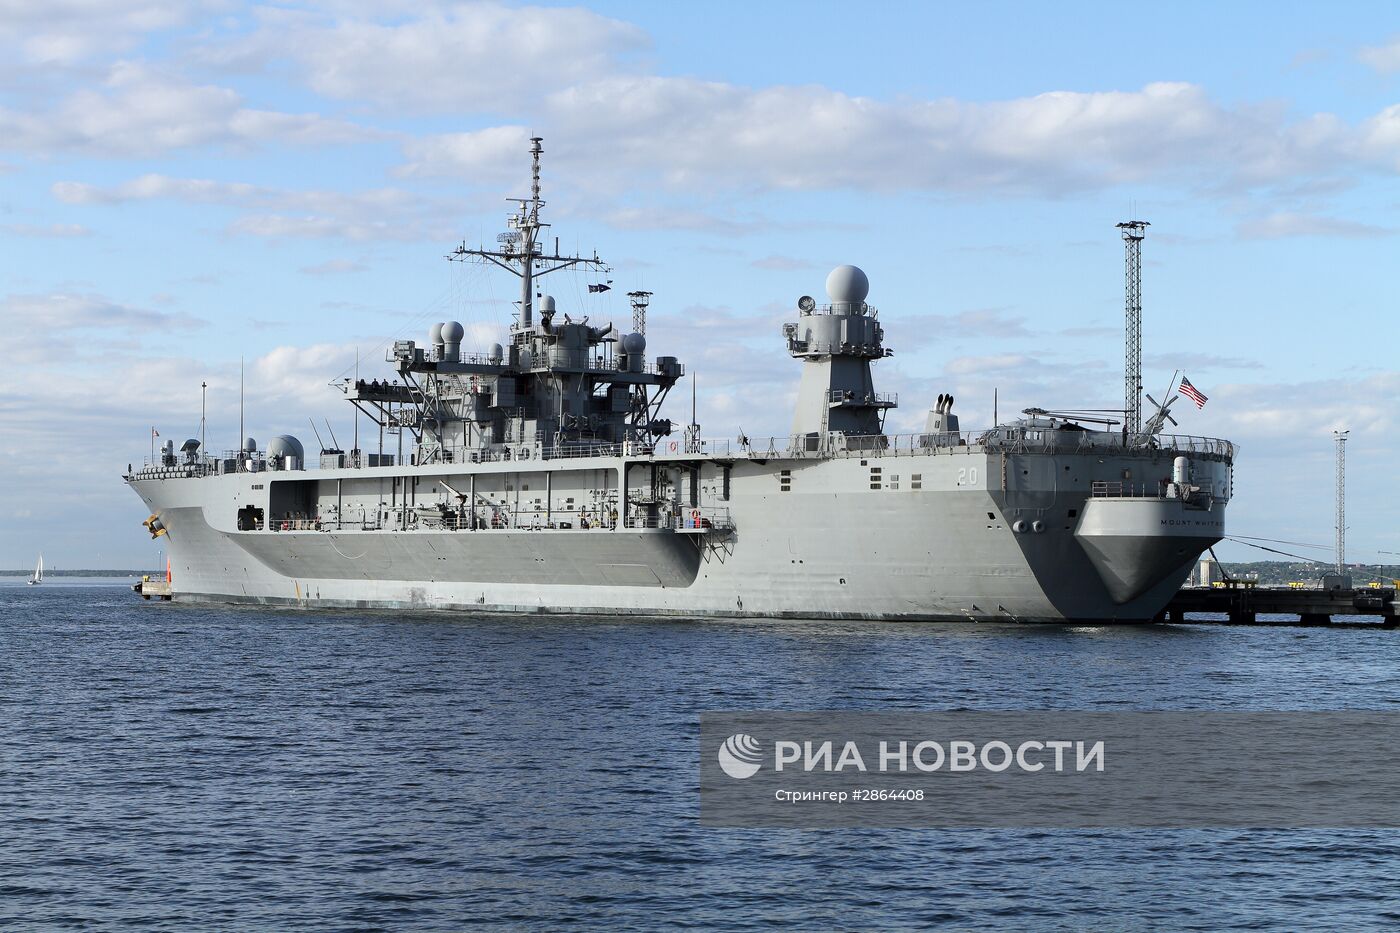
[
  {"left": 448, "top": 137, "right": 606, "bottom": 334},
  {"left": 627, "top": 290, "right": 652, "bottom": 337},
  {"left": 1117, "top": 220, "right": 1149, "bottom": 435},
  {"left": 1334, "top": 429, "right": 1349, "bottom": 574}
]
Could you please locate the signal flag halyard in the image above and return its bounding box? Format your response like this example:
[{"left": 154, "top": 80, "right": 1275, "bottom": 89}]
[{"left": 1179, "top": 376, "right": 1208, "bottom": 409}]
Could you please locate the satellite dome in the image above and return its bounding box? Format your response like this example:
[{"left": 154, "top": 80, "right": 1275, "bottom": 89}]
[
  {"left": 429, "top": 322, "right": 444, "bottom": 344},
  {"left": 441, "top": 321, "right": 464, "bottom": 341},
  {"left": 621, "top": 332, "right": 647, "bottom": 354},
  {"left": 489, "top": 342, "right": 504, "bottom": 361},
  {"left": 244, "top": 437, "right": 257, "bottom": 452},
  {"left": 539, "top": 295, "right": 557, "bottom": 313},
  {"left": 825, "top": 264, "right": 870, "bottom": 306},
  {"left": 267, "top": 435, "right": 304, "bottom": 461}
]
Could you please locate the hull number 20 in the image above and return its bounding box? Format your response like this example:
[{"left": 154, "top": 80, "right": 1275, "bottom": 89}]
[{"left": 956, "top": 467, "right": 979, "bottom": 486}]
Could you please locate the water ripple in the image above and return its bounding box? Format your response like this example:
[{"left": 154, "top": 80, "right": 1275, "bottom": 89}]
[{"left": 2, "top": 582, "right": 1399, "bottom": 930}]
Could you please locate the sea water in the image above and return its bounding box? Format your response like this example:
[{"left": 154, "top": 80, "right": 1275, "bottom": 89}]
[{"left": 2, "top": 581, "right": 1399, "bottom": 930}]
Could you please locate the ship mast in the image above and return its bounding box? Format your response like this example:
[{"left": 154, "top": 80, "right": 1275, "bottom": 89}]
[{"left": 449, "top": 137, "right": 608, "bottom": 334}]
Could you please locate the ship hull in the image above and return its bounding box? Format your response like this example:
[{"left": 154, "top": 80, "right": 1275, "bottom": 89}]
[{"left": 128, "top": 446, "right": 1230, "bottom": 623}]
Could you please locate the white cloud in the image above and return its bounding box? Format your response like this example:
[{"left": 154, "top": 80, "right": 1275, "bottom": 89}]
[
  {"left": 394, "top": 79, "right": 1400, "bottom": 201},
  {"left": 1206, "top": 372, "right": 1400, "bottom": 444},
  {"left": 751, "top": 255, "right": 823, "bottom": 271},
  {"left": 945, "top": 353, "right": 1041, "bottom": 376},
  {"left": 1143, "top": 352, "right": 1264, "bottom": 372},
  {"left": 300, "top": 258, "right": 367, "bottom": 276},
  {"left": 0, "top": 0, "right": 203, "bottom": 65},
  {"left": 1239, "top": 211, "right": 1393, "bottom": 239},
  {"left": 204, "top": 2, "right": 648, "bottom": 112},
  {"left": 898, "top": 309, "right": 1032, "bottom": 345},
  {"left": 1, "top": 223, "right": 91, "bottom": 237},
  {"left": 0, "top": 292, "right": 202, "bottom": 337},
  {"left": 1359, "top": 37, "right": 1400, "bottom": 73},
  {"left": 53, "top": 173, "right": 459, "bottom": 241},
  {"left": 53, "top": 174, "right": 261, "bottom": 205},
  {"left": 0, "top": 62, "right": 374, "bottom": 157},
  {"left": 601, "top": 206, "right": 772, "bottom": 236}
]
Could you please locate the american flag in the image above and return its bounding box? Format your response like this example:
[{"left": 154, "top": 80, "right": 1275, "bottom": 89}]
[{"left": 1179, "top": 376, "right": 1208, "bottom": 409}]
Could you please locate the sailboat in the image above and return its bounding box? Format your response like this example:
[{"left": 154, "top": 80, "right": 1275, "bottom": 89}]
[{"left": 27, "top": 554, "right": 42, "bottom": 586}]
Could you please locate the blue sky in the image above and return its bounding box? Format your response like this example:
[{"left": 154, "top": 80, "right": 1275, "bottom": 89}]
[{"left": 2, "top": 1, "right": 1398, "bottom": 569}]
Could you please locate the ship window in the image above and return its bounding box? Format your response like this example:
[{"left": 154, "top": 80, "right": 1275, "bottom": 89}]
[
  {"left": 870, "top": 466, "right": 882, "bottom": 473},
  {"left": 987, "top": 512, "right": 996, "bottom": 520},
  {"left": 1068, "top": 509, "right": 1078, "bottom": 518}
]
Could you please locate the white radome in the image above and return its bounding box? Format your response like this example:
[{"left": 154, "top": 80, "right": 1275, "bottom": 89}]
[{"left": 825, "top": 264, "right": 869, "bottom": 305}]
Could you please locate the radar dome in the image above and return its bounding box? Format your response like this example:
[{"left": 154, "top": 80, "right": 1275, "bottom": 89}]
[
  {"left": 267, "top": 435, "right": 304, "bottom": 461},
  {"left": 489, "top": 343, "right": 504, "bottom": 362},
  {"left": 539, "top": 295, "right": 557, "bottom": 313},
  {"left": 825, "top": 264, "right": 869, "bottom": 306},
  {"left": 441, "top": 321, "right": 464, "bottom": 342},
  {"left": 429, "top": 322, "right": 444, "bottom": 344},
  {"left": 244, "top": 437, "right": 257, "bottom": 453},
  {"left": 622, "top": 332, "right": 647, "bottom": 354}
]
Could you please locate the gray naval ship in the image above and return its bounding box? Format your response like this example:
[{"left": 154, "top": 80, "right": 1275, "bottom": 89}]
[{"left": 127, "top": 139, "right": 1234, "bottom": 622}]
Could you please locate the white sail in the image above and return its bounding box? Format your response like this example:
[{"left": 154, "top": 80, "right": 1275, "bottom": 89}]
[{"left": 29, "top": 554, "right": 42, "bottom": 584}]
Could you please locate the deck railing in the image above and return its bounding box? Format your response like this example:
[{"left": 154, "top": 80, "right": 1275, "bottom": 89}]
[{"left": 131, "top": 427, "right": 1235, "bottom": 481}]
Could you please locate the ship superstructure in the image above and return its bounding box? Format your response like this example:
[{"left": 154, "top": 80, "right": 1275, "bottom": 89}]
[{"left": 127, "top": 139, "right": 1234, "bottom": 622}]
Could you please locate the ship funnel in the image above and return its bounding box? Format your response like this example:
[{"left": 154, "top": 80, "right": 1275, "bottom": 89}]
[{"left": 441, "top": 321, "right": 464, "bottom": 361}]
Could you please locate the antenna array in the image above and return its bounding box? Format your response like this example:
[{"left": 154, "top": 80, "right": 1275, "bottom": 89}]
[
  {"left": 627, "top": 290, "right": 652, "bottom": 337},
  {"left": 1116, "top": 220, "right": 1149, "bottom": 435}
]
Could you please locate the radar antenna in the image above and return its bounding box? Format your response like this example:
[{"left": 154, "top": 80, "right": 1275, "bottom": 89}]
[{"left": 448, "top": 137, "right": 607, "bottom": 333}]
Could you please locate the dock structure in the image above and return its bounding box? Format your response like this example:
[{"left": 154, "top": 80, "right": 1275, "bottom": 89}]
[
  {"left": 1162, "top": 581, "right": 1398, "bottom": 627},
  {"left": 133, "top": 576, "right": 172, "bottom": 600}
]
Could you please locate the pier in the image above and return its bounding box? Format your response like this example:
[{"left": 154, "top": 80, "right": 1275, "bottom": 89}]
[
  {"left": 133, "top": 576, "right": 172, "bottom": 600},
  {"left": 1161, "top": 581, "right": 1398, "bottom": 627}
]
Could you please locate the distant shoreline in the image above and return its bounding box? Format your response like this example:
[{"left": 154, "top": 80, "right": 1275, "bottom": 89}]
[{"left": 1, "top": 570, "right": 148, "bottom": 577}]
